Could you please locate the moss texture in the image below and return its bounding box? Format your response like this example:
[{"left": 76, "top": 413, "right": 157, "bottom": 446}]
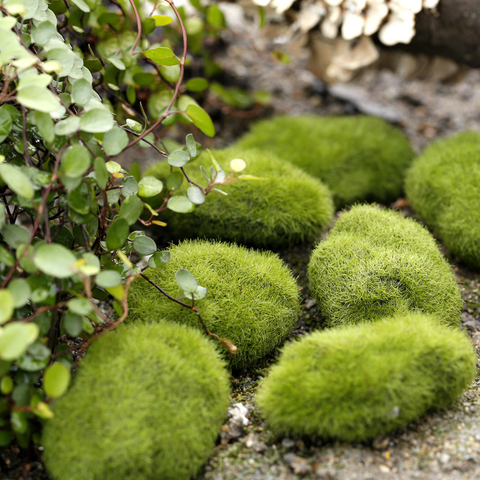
[
  {"left": 405, "top": 131, "right": 480, "bottom": 268},
  {"left": 308, "top": 205, "right": 462, "bottom": 327},
  {"left": 257, "top": 313, "right": 476, "bottom": 442},
  {"left": 42, "top": 322, "right": 230, "bottom": 480},
  {"left": 144, "top": 147, "right": 334, "bottom": 248},
  {"left": 236, "top": 115, "right": 415, "bottom": 208},
  {"left": 127, "top": 240, "right": 301, "bottom": 370}
]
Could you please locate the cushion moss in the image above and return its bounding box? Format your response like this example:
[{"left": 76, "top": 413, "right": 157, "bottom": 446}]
[
  {"left": 127, "top": 240, "right": 301, "bottom": 370},
  {"left": 308, "top": 205, "right": 462, "bottom": 328},
  {"left": 257, "top": 313, "right": 476, "bottom": 443},
  {"left": 42, "top": 322, "right": 230, "bottom": 480},
  {"left": 144, "top": 147, "right": 334, "bottom": 248},
  {"left": 405, "top": 131, "right": 480, "bottom": 268},
  {"left": 236, "top": 115, "right": 415, "bottom": 208}
]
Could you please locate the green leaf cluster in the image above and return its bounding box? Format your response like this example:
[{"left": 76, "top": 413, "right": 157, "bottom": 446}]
[
  {"left": 308, "top": 205, "right": 463, "bottom": 328},
  {"left": 405, "top": 131, "right": 480, "bottom": 268},
  {"left": 257, "top": 313, "right": 476, "bottom": 442},
  {"left": 236, "top": 115, "right": 415, "bottom": 208},
  {"left": 42, "top": 322, "right": 230, "bottom": 480},
  {"left": 126, "top": 240, "right": 301, "bottom": 370}
]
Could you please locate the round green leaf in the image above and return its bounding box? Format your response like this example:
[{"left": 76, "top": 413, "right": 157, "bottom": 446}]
[
  {"left": 17, "top": 86, "right": 61, "bottom": 113},
  {"left": 103, "top": 127, "right": 129, "bottom": 156},
  {"left": 185, "top": 77, "right": 209, "bottom": 93},
  {"left": 95, "top": 270, "right": 122, "bottom": 288},
  {"left": 0, "top": 376, "right": 13, "bottom": 394},
  {"left": 61, "top": 145, "right": 91, "bottom": 178},
  {"left": 166, "top": 171, "right": 184, "bottom": 191},
  {"left": 137, "top": 176, "right": 163, "bottom": 198},
  {"left": 147, "top": 251, "right": 170, "bottom": 268},
  {"left": 79, "top": 109, "right": 114, "bottom": 133},
  {"left": 168, "top": 150, "right": 190, "bottom": 168},
  {"left": 143, "top": 47, "right": 179, "bottom": 66},
  {"left": 54, "top": 116, "right": 80, "bottom": 136},
  {"left": 0, "top": 163, "right": 34, "bottom": 199},
  {"left": 72, "top": 78, "right": 93, "bottom": 107},
  {"left": 67, "top": 297, "right": 92, "bottom": 315},
  {"left": 152, "top": 15, "right": 173, "bottom": 26},
  {"left": 186, "top": 104, "right": 215, "bottom": 137},
  {"left": 121, "top": 176, "right": 138, "bottom": 198},
  {"left": 106, "top": 217, "right": 129, "bottom": 251},
  {"left": 62, "top": 311, "right": 84, "bottom": 337},
  {"left": 167, "top": 195, "right": 194, "bottom": 213},
  {"left": 0, "top": 323, "right": 39, "bottom": 361},
  {"left": 193, "top": 285, "right": 207, "bottom": 300},
  {"left": 0, "top": 245, "right": 14, "bottom": 267},
  {"left": 119, "top": 195, "right": 143, "bottom": 225},
  {"left": 31, "top": 21, "right": 56, "bottom": 46},
  {"left": 175, "top": 268, "right": 197, "bottom": 294},
  {"left": 2, "top": 224, "right": 30, "bottom": 248},
  {"left": 33, "top": 243, "right": 77, "bottom": 278},
  {"left": 34, "top": 111, "right": 54, "bottom": 144},
  {"left": 7, "top": 278, "right": 31, "bottom": 308},
  {"left": 94, "top": 157, "right": 109, "bottom": 189},
  {"left": 133, "top": 236, "right": 156, "bottom": 255},
  {"left": 44, "top": 363, "right": 71, "bottom": 398},
  {"left": 0, "top": 108, "right": 13, "bottom": 143},
  {"left": 187, "top": 185, "right": 205, "bottom": 205},
  {"left": 0, "top": 290, "right": 14, "bottom": 324},
  {"left": 185, "top": 133, "right": 197, "bottom": 158}
]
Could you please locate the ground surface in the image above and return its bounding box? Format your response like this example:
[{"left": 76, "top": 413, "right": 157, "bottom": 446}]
[{"left": 2, "top": 21, "right": 480, "bottom": 480}]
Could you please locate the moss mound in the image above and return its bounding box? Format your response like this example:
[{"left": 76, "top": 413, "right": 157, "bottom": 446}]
[
  {"left": 308, "top": 205, "right": 462, "bottom": 327},
  {"left": 144, "top": 147, "right": 334, "bottom": 248},
  {"left": 236, "top": 115, "right": 415, "bottom": 208},
  {"left": 257, "top": 314, "right": 476, "bottom": 442},
  {"left": 127, "top": 240, "right": 301, "bottom": 370},
  {"left": 42, "top": 322, "right": 230, "bottom": 480},
  {"left": 405, "top": 131, "right": 480, "bottom": 268}
]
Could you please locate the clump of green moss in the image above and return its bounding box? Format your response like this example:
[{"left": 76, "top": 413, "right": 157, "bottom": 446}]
[
  {"left": 405, "top": 131, "right": 480, "bottom": 268},
  {"left": 235, "top": 115, "right": 415, "bottom": 208},
  {"left": 308, "top": 205, "right": 462, "bottom": 327},
  {"left": 145, "top": 147, "right": 334, "bottom": 248},
  {"left": 127, "top": 240, "right": 301, "bottom": 370},
  {"left": 42, "top": 322, "right": 230, "bottom": 480},
  {"left": 257, "top": 313, "right": 476, "bottom": 442}
]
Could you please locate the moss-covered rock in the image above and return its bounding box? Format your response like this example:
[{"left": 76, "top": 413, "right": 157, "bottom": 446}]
[
  {"left": 405, "top": 131, "right": 480, "bottom": 268},
  {"left": 257, "top": 314, "right": 476, "bottom": 442},
  {"left": 42, "top": 322, "right": 230, "bottom": 480},
  {"left": 236, "top": 115, "right": 415, "bottom": 208},
  {"left": 127, "top": 240, "right": 301, "bottom": 370},
  {"left": 308, "top": 205, "right": 462, "bottom": 327},
  {"left": 144, "top": 148, "right": 334, "bottom": 248}
]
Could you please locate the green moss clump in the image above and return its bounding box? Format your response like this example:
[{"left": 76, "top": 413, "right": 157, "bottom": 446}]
[
  {"left": 42, "top": 322, "right": 230, "bottom": 480},
  {"left": 127, "top": 240, "right": 301, "bottom": 370},
  {"left": 144, "top": 147, "right": 334, "bottom": 248},
  {"left": 405, "top": 131, "right": 480, "bottom": 268},
  {"left": 236, "top": 115, "right": 415, "bottom": 208},
  {"left": 257, "top": 314, "right": 476, "bottom": 442},
  {"left": 308, "top": 205, "right": 462, "bottom": 327}
]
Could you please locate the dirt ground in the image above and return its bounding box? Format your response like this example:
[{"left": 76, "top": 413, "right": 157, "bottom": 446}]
[{"left": 2, "top": 20, "right": 480, "bottom": 480}]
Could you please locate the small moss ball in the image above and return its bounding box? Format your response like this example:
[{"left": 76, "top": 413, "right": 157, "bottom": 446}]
[
  {"left": 42, "top": 322, "right": 230, "bottom": 480},
  {"left": 144, "top": 147, "right": 334, "bottom": 248},
  {"left": 257, "top": 313, "right": 476, "bottom": 442},
  {"left": 308, "top": 205, "right": 462, "bottom": 327},
  {"left": 127, "top": 240, "right": 301, "bottom": 370},
  {"left": 236, "top": 115, "right": 415, "bottom": 208},
  {"left": 405, "top": 131, "right": 480, "bottom": 268}
]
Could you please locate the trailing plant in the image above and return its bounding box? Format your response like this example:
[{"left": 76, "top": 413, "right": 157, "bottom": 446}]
[{"left": 0, "top": 0, "right": 252, "bottom": 449}]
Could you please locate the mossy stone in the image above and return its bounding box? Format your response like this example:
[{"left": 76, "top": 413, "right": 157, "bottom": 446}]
[
  {"left": 127, "top": 240, "right": 300, "bottom": 370},
  {"left": 236, "top": 115, "right": 415, "bottom": 208},
  {"left": 42, "top": 322, "right": 230, "bottom": 480},
  {"left": 257, "top": 314, "right": 476, "bottom": 442},
  {"left": 405, "top": 131, "right": 480, "bottom": 268},
  {"left": 308, "top": 205, "right": 462, "bottom": 327},
  {"left": 144, "top": 147, "right": 334, "bottom": 248}
]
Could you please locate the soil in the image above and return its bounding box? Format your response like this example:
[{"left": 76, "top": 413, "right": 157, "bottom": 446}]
[{"left": 2, "top": 20, "right": 480, "bottom": 480}]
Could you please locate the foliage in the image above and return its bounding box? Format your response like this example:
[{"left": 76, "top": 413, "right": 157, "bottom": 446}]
[
  {"left": 308, "top": 205, "right": 462, "bottom": 328},
  {"left": 144, "top": 147, "right": 334, "bottom": 248},
  {"left": 257, "top": 313, "right": 476, "bottom": 442},
  {"left": 42, "top": 321, "right": 230, "bottom": 480},
  {"left": 126, "top": 239, "right": 301, "bottom": 370},
  {"left": 405, "top": 131, "right": 480, "bottom": 268},
  {"left": 0, "top": 0, "right": 248, "bottom": 449},
  {"left": 236, "top": 115, "right": 415, "bottom": 208}
]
